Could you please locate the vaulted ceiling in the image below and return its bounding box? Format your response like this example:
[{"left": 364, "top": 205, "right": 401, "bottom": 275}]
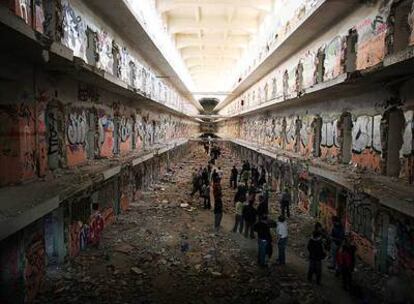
[{"left": 155, "top": 0, "right": 274, "bottom": 93}]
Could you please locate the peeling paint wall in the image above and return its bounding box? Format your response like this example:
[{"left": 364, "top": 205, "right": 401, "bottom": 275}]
[
  {"left": 0, "top": 68, "right": 198, "bottom": 186},
  {"left": 57, "top": 0, "right": 194, "bottom": 114},
  {"left": 219, "top": 86, "right": 414, "bottom": 183},
  {"left": 222, "top": 0, "right": 414, "bottom": 116}
]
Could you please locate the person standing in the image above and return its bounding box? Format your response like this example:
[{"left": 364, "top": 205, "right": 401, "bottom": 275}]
[
  {"left": 257, "top": 195, "right": 269, "bottom": 219},
  {"left": 329, "top": 216, "right": 345, "bottom": 270},
  {"left": 254, "top": 215, "right": 272, "bottom": 267},
  {"left": 307, "top": 231, "right": 326, "bottom": 285},
  {"left": 214, "top": 197, "right": 223, "bottom": 232},
  {"left": 212, "top": 169, "right": 220, "bottom": 184},
  {"left": 202, "top": 183, "right": 211, "bottom": 209},
  {"left": 202, "top": 167, "right": 209, "bottom": 185},
  {"left": 233, "top": 199, "right": 244, "bottom": 233},
  {"left": 213, "top": 182, "right": 222, "bottom": 203},
  {"left": 241, "top": 168, "right": 250, "bottom": 186},
  {"left": 230, "top": 165, "right": 238, "bottom": 189},
  {"left": 258, "top": 165, "right": 266, "bottom": 187},
  {"left": 217, "top": 167, "right": 224, "bottom": 181},
  {"left": 242, "top": 201, "right": 257, "bottom": 239},
  {"left": 336, "top": 236, "right": 356, "bottom": 291},
  {"left": 276, "top": 215, "right": 288, "bottom": 265},
  {"left": 234, "top": 185, "right": 246, "bottom": 207},
  {"left": 280, "top": 188, "right": 291, "bottom": 218}
]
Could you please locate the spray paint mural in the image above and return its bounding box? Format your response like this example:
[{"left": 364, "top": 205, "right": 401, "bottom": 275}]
[
  {"left": 98, "top": 114, "right": 115, "bottom": 158},
  {"left": 356, "top": 1, "right": 390, "bottom": 70},
  {"left": 351, "top": 115, "right": 382, "bottom": 172},
  {"left": 96, "top": 31, "right": 114, "bottom": 74},
  {"left": 320, "top": 118, "right": 340, "bottom": 160},
  {"left": 66, "top": 111, "right": 88, "bottom": 167},
  {"left": 62, "top": 0, "right": 87, "bottom": 61}
]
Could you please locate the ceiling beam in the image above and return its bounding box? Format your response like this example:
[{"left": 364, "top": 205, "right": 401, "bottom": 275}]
[
  {"left": 180, "top": 47, "right": 242, "bottom": 60},
  {"left": 156, "top": 0, "right": 273, "bottom": 14},
  {"left": 175, "top": 34, "right": 250, "bottom": 49},
  {"left": 185, "top": 57, "right": 237, "bottom": 68},
  {"left": 168, "top": 18, "right": 258, "bottom": 34}
]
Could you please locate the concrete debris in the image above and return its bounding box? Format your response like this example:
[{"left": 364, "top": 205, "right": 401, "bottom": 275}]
[{"left": 33, "top": 145, "right": 387, "bottom": 304}]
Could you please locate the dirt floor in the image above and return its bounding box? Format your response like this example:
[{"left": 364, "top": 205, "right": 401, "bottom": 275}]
[{"left": 34, "top": 143, "right": 384, "bottom": 304}]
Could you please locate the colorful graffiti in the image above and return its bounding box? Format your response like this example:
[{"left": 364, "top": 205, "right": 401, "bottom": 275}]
[
  {"left": 356, "top": 2, "right": 390, "bottom": 70},
  {"left": 98, "top": 115, "right": 114, "bottom": 158},
  {"left": 62, "top": 0, "right": 87, "bottom": 60},
  {"left": 96, "top": 31, "right": 114, "bottom": 74}
]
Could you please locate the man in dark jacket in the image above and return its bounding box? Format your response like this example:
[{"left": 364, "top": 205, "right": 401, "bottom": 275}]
[
  {"left": 257, "top": 195, "right": 268, "bottom": 219},
  {"left": 307, "top": 231, "right": 326, "bottom": 285},
  {"left": 202, "top": 167, "right": 209, "bottom": 185},
  {"left": 230, "top": 165, "right": 238, "bottom": 189},
  {"left": 243, "top": 201, "right": 257, "bottom": 239},
  {"left": 254, "top": 215, "right": 272, "bottom": 266},
  {"left": 329, "top": 216, "right": 345, "bottom": 270}
]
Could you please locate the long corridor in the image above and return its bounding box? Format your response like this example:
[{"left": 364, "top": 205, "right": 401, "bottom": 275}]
[{"left": 33, "top": 142, "right": 364, "bottom": 304}]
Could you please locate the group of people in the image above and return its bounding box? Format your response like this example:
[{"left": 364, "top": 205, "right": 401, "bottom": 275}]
[
  {"left": 192, "top": 143, "right": 225, "bottom": 230},
  {"left": 230, "top": 160, "right": 289, "bottom": 267},
  {"left": 191, "top": 146, "right": 359, "bottom": 291},
  {"left": 307, "top": 217, "right": 356, "bottom": 290}
]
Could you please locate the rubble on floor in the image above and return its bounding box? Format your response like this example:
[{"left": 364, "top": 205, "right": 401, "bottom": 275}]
[{"left": 34, "top": 145, "right": 386, "bottom": 304}]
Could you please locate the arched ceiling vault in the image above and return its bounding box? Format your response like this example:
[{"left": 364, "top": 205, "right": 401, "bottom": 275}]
[{"left": 155, "top": 0, "right": 274, "bottom": 92}]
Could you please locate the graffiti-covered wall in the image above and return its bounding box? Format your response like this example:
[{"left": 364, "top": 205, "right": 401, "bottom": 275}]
[
  {"left": 219, "top": 88, "right": 414, "bottom": 183},
  {"left": 226, "top": 141, "right": 414, "bottom": 278},
  {"left": 222, "top": 0, "right": 414, "bottom": 116},
  {"left": 0, "top": 64, "right": 198, "bottom": 186}
]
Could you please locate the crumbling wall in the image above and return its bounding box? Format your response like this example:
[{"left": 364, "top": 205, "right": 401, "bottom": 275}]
[
  {"left": 351, "top": 114, "right": 383, "bottom": 172},
  {"left": 220, "top": 86, "right": 414, "bottom": 184},
  {"left": 0, "top": 68, "right": 198, "bottom": 186},
  {"left": 222, "top": 1, "right": 414, "bottom": 116},
  {"left": 0, "top": 81, "right": 49, "bottom": 186},
  {"left": 356, "top": 1, "right": 391, "bottom": 70},
  {"left": 57, "top": 0, "right": 192, "bottom": 112}
]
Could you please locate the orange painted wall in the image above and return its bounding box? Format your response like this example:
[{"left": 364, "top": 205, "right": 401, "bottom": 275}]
[
  {"left": 351, "top": 149, "right": 382, "bottom": 172},
  {"left": 66, "top": 145, "right": 87, "bottom": 167}
]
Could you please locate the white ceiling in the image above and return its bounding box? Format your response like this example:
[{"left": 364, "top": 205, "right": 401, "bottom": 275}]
[{"left": 155, "top": 0, "right": 274, "bottom": 93}]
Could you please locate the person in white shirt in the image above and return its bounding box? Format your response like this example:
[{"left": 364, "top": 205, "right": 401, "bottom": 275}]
[{"left": 276, "top": 215, "right": 288, "bottom": 265}]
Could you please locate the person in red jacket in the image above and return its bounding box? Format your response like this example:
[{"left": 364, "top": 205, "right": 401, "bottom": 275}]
[{"left": 336, "top": 242, "right": 355, "bottom": 291}]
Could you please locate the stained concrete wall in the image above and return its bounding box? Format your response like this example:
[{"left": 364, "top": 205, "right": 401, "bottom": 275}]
[
  {"left": 222, "top": 0, "right": 414, "bottom": 116},
  {"left": 220, "top": 82, "right": 414, "bottom": 183},
  {"left": 0, "top": 141, "right": 194, "bottom": 304},
  {"left": 0, "top": 0, "right": 196, "bottom": 114},
  {"left": 0, "top": 60, "right": 198, "bottom": 186}
]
